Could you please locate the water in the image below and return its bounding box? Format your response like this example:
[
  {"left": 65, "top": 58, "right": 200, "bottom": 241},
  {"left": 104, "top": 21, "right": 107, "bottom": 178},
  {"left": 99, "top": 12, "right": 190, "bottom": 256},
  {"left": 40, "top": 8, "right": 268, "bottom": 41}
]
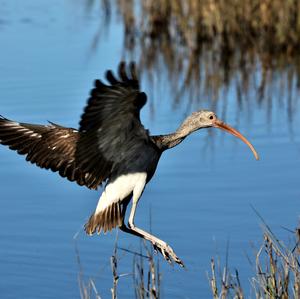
[{"left": 0, "top": 1, "right": 299, "bottom": 298}]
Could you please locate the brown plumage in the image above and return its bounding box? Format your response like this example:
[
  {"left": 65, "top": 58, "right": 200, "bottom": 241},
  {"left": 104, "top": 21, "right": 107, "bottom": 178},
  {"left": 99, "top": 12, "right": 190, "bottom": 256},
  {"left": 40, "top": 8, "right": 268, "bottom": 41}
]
[{"left": 86, "top": 202, "right": 122, "bottom": 235}]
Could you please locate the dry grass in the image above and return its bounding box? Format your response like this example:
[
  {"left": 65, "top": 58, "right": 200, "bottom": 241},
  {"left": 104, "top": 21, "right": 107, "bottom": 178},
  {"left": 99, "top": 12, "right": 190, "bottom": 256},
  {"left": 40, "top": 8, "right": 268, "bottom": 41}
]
[
  {"left": 132, "top": 243, "right": 162, "bottom": 299},
  {"left": 209, "top": 224, "right": 300, "bottom": 298},
  {"left": 75, "top": 221, "right": 299, "bottom": 298},
  {"left": 75, "top": 240, "right": 102, "bottom": 299},
  {"left": 76, "top": 237, "right": 161, "bottom": 299}
]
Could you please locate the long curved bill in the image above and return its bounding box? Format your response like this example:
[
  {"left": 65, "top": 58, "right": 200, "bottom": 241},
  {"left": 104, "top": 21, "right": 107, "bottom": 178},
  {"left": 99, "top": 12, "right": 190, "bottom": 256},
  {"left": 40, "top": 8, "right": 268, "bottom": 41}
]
[{"left": 213, "top": 119, "right": 259, "bottom": 160}]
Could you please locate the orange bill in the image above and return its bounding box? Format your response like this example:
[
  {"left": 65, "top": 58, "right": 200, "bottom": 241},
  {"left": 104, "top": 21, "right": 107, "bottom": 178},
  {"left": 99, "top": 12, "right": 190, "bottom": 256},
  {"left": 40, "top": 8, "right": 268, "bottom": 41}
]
[{"left": 213, "top": 119, "right": 259, "bottom": 160}]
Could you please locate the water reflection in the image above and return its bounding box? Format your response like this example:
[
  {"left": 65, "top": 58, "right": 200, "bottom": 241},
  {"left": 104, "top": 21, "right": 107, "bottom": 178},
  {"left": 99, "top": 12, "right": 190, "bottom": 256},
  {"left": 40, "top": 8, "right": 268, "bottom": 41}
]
[{"left": 85, "top": 0, "right": 300, "bottom": 125}]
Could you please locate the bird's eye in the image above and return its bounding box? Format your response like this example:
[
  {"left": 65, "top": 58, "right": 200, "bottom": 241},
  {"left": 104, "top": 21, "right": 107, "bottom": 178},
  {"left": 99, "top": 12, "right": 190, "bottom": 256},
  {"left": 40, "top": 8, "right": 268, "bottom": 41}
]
[{"left": 209, "top": 115, "right": 214, "bottom": 120}]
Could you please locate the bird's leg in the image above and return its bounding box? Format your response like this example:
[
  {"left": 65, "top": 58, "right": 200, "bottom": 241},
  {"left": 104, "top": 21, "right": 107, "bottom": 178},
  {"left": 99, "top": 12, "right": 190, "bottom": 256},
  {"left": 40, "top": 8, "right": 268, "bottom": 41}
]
[{"left": 120, "top": 198, "right": 184, "bottom": 267}]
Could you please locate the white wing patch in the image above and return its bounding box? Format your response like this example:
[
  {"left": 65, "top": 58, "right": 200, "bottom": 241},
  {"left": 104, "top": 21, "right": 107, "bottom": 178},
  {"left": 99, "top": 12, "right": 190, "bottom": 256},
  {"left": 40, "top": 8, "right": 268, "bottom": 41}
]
[
  {"left": 95, "top": 172, "right": 147, "bottom": 214},
  {"left": 0, "top": 121, "right": 42, "bottom": 143},
  {"left": 59, "top": 134, "right": 70, "bottom": 138}
]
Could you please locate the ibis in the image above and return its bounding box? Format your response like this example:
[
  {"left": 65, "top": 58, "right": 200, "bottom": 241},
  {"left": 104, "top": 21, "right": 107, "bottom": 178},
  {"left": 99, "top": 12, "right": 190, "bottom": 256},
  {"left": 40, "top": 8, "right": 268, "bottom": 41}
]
[{"left": 0, "top": 62, "right": 259, "bottom": 266}]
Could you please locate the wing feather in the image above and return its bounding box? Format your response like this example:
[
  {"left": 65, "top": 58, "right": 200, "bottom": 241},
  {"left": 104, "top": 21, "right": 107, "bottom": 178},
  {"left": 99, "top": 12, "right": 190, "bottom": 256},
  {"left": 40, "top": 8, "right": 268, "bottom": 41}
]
[
  {"left": 0, "top": 62, "right": 153, "bottom": 190},
  {"left": 0, "top": 117, "right": 96, "bottom": 188},
  {"left": 76, "top": 61, "right": 151, "bottom": 180}
]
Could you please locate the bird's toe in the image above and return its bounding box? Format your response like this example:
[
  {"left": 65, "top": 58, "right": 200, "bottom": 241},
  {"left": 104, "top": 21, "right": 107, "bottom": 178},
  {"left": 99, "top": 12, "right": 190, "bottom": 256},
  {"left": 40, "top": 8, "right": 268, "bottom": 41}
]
[{"left": 152, "top": 241, "right": 184, "bottom": 267}]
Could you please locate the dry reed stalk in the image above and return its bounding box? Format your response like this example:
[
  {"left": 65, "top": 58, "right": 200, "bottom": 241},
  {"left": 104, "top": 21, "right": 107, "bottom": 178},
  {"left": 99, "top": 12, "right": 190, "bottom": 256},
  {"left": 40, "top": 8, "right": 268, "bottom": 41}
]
[
  {"left": 132, "top": 241, "right": 161, "bottom": 299},
  {"left": 209, "top": 222, "right": 300, "bottom": 299},
  {"left": 110, "top": 245, "right": 119, "bottom": 299},
  {"left": 74, "top": 238, "right": 102, "bottom": 299}
]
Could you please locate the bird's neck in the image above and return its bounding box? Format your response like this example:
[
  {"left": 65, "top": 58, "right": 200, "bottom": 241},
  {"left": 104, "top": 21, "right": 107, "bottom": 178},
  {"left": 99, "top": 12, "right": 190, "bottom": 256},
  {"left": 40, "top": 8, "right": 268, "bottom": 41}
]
[{"left": 152, "top": 123, "right": 192, "bottom": 151}]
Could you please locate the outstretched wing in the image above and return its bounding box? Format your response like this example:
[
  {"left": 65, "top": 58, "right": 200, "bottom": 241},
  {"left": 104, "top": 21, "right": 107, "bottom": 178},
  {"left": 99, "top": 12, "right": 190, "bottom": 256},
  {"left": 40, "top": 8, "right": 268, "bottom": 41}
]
[
  {"left": 0, "top": 62, "right": 151, "bottom": 189},
  {"left": 79, "top": 62, "right": 147, "bottom": 132},
  {"left": 75, "top": 61, "right": 151, "bottom": 182},
  {"left": 0, "top": 117, "right": 92, "bottom": 187}
]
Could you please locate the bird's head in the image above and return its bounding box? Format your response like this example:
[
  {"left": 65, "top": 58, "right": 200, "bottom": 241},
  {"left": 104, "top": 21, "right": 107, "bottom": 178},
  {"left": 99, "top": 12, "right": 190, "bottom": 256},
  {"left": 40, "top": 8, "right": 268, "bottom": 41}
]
[{"left": 179, "top": 110, "right": 259, "bottom": 160}]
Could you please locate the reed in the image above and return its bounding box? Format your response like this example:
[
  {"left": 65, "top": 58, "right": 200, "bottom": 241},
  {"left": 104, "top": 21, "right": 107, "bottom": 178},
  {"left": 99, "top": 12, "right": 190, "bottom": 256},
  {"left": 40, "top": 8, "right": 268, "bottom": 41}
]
[
  {"left": 208, "top": 224, "right": 300, "bottom": 298},
  {"left": 132, "top": 242, "right": 161, "bottom": 299},
  {"left": 76, "top": 239, "right": 161, "bottom": 299},
  {"left": 76, "top": 221, "right": 299, "bottom": 298}
]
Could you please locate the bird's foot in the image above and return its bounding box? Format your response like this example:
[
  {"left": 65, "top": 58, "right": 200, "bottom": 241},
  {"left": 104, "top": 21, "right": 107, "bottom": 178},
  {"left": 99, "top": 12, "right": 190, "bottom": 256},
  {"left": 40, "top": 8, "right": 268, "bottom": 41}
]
[{"left": 151, "top": 240, "right": 184, "bottom": 267}]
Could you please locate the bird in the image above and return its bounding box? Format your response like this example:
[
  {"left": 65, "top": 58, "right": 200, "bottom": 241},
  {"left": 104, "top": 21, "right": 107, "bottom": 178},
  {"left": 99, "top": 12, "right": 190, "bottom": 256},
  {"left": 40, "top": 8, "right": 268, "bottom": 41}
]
[{"left": 0, "top": 62, "right": 259, "bottom": 267}]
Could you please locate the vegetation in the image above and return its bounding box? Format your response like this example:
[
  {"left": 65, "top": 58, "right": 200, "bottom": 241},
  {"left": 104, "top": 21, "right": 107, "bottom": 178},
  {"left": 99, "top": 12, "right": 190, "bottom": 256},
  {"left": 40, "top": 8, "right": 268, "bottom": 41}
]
[
  {"left": 77, "top": 238, "right": 161, "bottom": 299},
  {"left": 76, "top": 221, "right": 300, "bottom": 298},
  {"left": 209, "top": 224, "right": 300, "bottom": 298}
]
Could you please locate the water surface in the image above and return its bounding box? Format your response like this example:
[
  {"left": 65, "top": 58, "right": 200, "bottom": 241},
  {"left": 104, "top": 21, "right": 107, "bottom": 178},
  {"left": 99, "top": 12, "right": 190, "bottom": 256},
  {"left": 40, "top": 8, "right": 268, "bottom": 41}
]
[{"left": 0, "top": 1, "right": 299, "bottom": 298}]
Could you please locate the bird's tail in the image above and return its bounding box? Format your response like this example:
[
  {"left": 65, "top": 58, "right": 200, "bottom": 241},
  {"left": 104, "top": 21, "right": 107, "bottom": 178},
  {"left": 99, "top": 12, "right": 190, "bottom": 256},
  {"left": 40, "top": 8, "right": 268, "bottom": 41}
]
[{"left": 84, "top": 201, "right": 123, "bottom": 235}]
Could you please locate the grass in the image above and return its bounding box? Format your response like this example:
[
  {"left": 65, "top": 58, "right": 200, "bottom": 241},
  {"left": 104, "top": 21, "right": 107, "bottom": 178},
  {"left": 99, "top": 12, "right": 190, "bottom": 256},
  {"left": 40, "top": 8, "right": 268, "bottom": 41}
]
[
  {"left": 76, "top": 236, "right": 161, "bottom": 299},
  {"left": 208, "top": 223, "right": 300, "bottom": 298},
  {"left": 75, "top": 219, "right": 300, "bottom": 298},
  {"left": 132, "top": 244, "right": 162, "bottom": 299}
]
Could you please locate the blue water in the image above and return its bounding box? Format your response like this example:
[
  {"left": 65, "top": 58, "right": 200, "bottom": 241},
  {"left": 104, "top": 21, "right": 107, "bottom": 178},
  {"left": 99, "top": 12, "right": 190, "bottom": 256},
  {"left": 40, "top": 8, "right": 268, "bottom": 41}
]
[{"left": 0, "top": 1, "right": 299, "bottom": 298}]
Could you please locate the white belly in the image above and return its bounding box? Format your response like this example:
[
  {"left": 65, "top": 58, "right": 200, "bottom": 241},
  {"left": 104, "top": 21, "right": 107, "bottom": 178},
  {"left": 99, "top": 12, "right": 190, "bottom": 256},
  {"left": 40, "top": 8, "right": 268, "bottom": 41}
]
[{"left": 95, "top": 172, "right": 147, "bottom": 214}]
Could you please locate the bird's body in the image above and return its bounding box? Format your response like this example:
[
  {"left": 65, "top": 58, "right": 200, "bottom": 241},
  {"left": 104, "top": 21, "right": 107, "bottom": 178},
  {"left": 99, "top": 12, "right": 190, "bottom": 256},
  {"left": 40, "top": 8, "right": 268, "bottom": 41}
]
[{"left": 0, "top": 62, "right": 258, "bottom": 266}]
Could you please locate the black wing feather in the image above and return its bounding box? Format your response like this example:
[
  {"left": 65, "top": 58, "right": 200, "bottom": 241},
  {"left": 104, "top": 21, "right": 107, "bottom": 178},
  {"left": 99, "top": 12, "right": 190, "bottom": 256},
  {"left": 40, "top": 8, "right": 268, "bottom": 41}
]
[
  {"left": 79, "top": 61, "right": 145, "bottom": 132},
  {"left": 0, "top": 62, "right": 152, "bottom": 189},
  {"left": 77, "top": 62, "right": 152, "bottom": 180}
]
